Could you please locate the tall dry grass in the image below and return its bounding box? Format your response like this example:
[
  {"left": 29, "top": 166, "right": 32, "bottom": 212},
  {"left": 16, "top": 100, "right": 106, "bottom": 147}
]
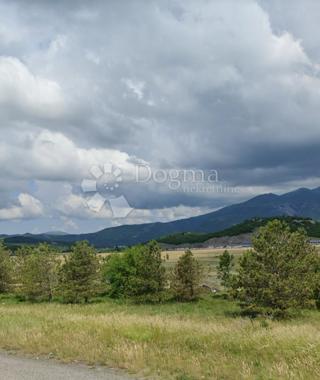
[{"left": 0, "top": 300, "right": 319, "bottom": 379}]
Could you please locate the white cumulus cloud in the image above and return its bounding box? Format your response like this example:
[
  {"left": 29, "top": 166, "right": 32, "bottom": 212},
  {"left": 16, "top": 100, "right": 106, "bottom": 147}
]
[
  {"left": 0, "top": 193, "right": 43, "bottom": 220},
  {"left": 0, "top": 56, "right": 65, "bottom": 119}
]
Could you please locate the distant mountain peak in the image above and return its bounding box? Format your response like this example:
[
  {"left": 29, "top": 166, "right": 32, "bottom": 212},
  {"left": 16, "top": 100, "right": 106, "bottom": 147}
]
[{"left": 251, "top": 192, "right": 278, "bottom": 200}]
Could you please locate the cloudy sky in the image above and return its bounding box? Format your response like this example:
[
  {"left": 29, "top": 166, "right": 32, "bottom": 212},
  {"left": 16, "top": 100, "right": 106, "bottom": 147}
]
[{"left": 0, "top": 0, "right": 320, "bottom": 234}]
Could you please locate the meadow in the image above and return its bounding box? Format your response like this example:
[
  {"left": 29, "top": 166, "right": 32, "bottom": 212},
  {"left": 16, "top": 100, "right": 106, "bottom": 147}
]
[
  {"left": 1, "top": 247, "right": 320, "bottom": 380},
  {"left": 161, "top": 247, "right": 244, "bottom": 288},
  {"left": 1, "top": 296, "right": 320, "bottom": 379}
]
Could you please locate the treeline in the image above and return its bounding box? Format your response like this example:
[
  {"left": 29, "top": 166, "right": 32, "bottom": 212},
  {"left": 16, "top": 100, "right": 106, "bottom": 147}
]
[
  {"left": 1, "top": 219, "right": 320, "bottom": 318},
  {"left": 0, "top": 240, "right": 202, "bottom": 303}
]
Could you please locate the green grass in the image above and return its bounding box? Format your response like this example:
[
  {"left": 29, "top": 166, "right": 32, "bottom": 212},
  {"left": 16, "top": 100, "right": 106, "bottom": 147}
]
[{"left": 0, "top": 295, "right": 320, "bottom": 379}]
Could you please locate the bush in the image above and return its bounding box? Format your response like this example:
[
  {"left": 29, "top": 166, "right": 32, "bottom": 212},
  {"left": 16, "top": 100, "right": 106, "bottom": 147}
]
[
  {"left": 15, "top": 244, "right": 59, "bottom": 301},
  {"left": 59, "top": 241, "right": 100, "bottom": 303},
  {"left": 232, "top": 220, "right": 320, "bottom": 317},
  {"left": 170, "top": 249, "right": 202, "bottom": 301},
  {"left": 102, "top": 249, "right": 136, "bottom": 298},
  {"left": 0, "top": 242, "right": 12, "bottom": 293},
  {"left": 103, "top": 241, "right": 166, "bottom": 302}
]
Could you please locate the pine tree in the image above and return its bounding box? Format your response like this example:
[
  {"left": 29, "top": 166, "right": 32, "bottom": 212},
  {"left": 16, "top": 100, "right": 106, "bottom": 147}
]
[
  {"left": 232, "top": 220, "right": 320, "bottom": 317},
  {"left": 217, "top": 250, "right": 234, "bottom": 289},
  {"left": 16, "top": 244, "right": 59, "bottom": 301},
  {"left": 132, "top": 241, "right": 166, "bottom": 301},
  {"left": 171, "top": 250, "right": 202, "bottom": 301},
  {"left": 59, "top": 241, "right": 100, "bottom": 303}
]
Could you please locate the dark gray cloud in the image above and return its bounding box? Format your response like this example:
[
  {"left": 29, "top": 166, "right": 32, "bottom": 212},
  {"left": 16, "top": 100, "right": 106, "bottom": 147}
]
[{"left": 0, "top": 0, "right": 319, "bottom": 233}]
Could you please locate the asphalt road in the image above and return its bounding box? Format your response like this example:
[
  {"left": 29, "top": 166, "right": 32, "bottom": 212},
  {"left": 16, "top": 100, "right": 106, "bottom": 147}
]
[{"left": 0, "top": 352, "right": 137, "bottom": 380}]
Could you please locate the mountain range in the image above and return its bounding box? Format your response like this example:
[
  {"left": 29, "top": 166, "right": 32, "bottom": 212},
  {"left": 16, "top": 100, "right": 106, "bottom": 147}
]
[{"left": 3, "top": 187, "right": 320, "bottom": 248}]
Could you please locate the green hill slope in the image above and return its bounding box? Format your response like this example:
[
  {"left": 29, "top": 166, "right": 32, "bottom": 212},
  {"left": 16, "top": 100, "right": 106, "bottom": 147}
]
[{"left": 157, "top": 216, "right": 320, "bottom": 245}]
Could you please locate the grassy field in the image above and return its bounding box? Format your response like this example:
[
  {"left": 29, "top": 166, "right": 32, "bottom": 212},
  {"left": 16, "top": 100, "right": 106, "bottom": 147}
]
[
  {"left": 0, "top": 296, "right": 320, "bottom": 379},
  {"left": 2, "top": 247, "right": 320, "bottom": 379},
  {"left": 161, "top": 247, "right": 245, "bottom": 289}
]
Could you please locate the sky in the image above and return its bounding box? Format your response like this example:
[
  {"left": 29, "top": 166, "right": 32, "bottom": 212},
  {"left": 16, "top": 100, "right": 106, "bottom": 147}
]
[{"left": 0, "top": 0, "right": 320, "bottom": 234}]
